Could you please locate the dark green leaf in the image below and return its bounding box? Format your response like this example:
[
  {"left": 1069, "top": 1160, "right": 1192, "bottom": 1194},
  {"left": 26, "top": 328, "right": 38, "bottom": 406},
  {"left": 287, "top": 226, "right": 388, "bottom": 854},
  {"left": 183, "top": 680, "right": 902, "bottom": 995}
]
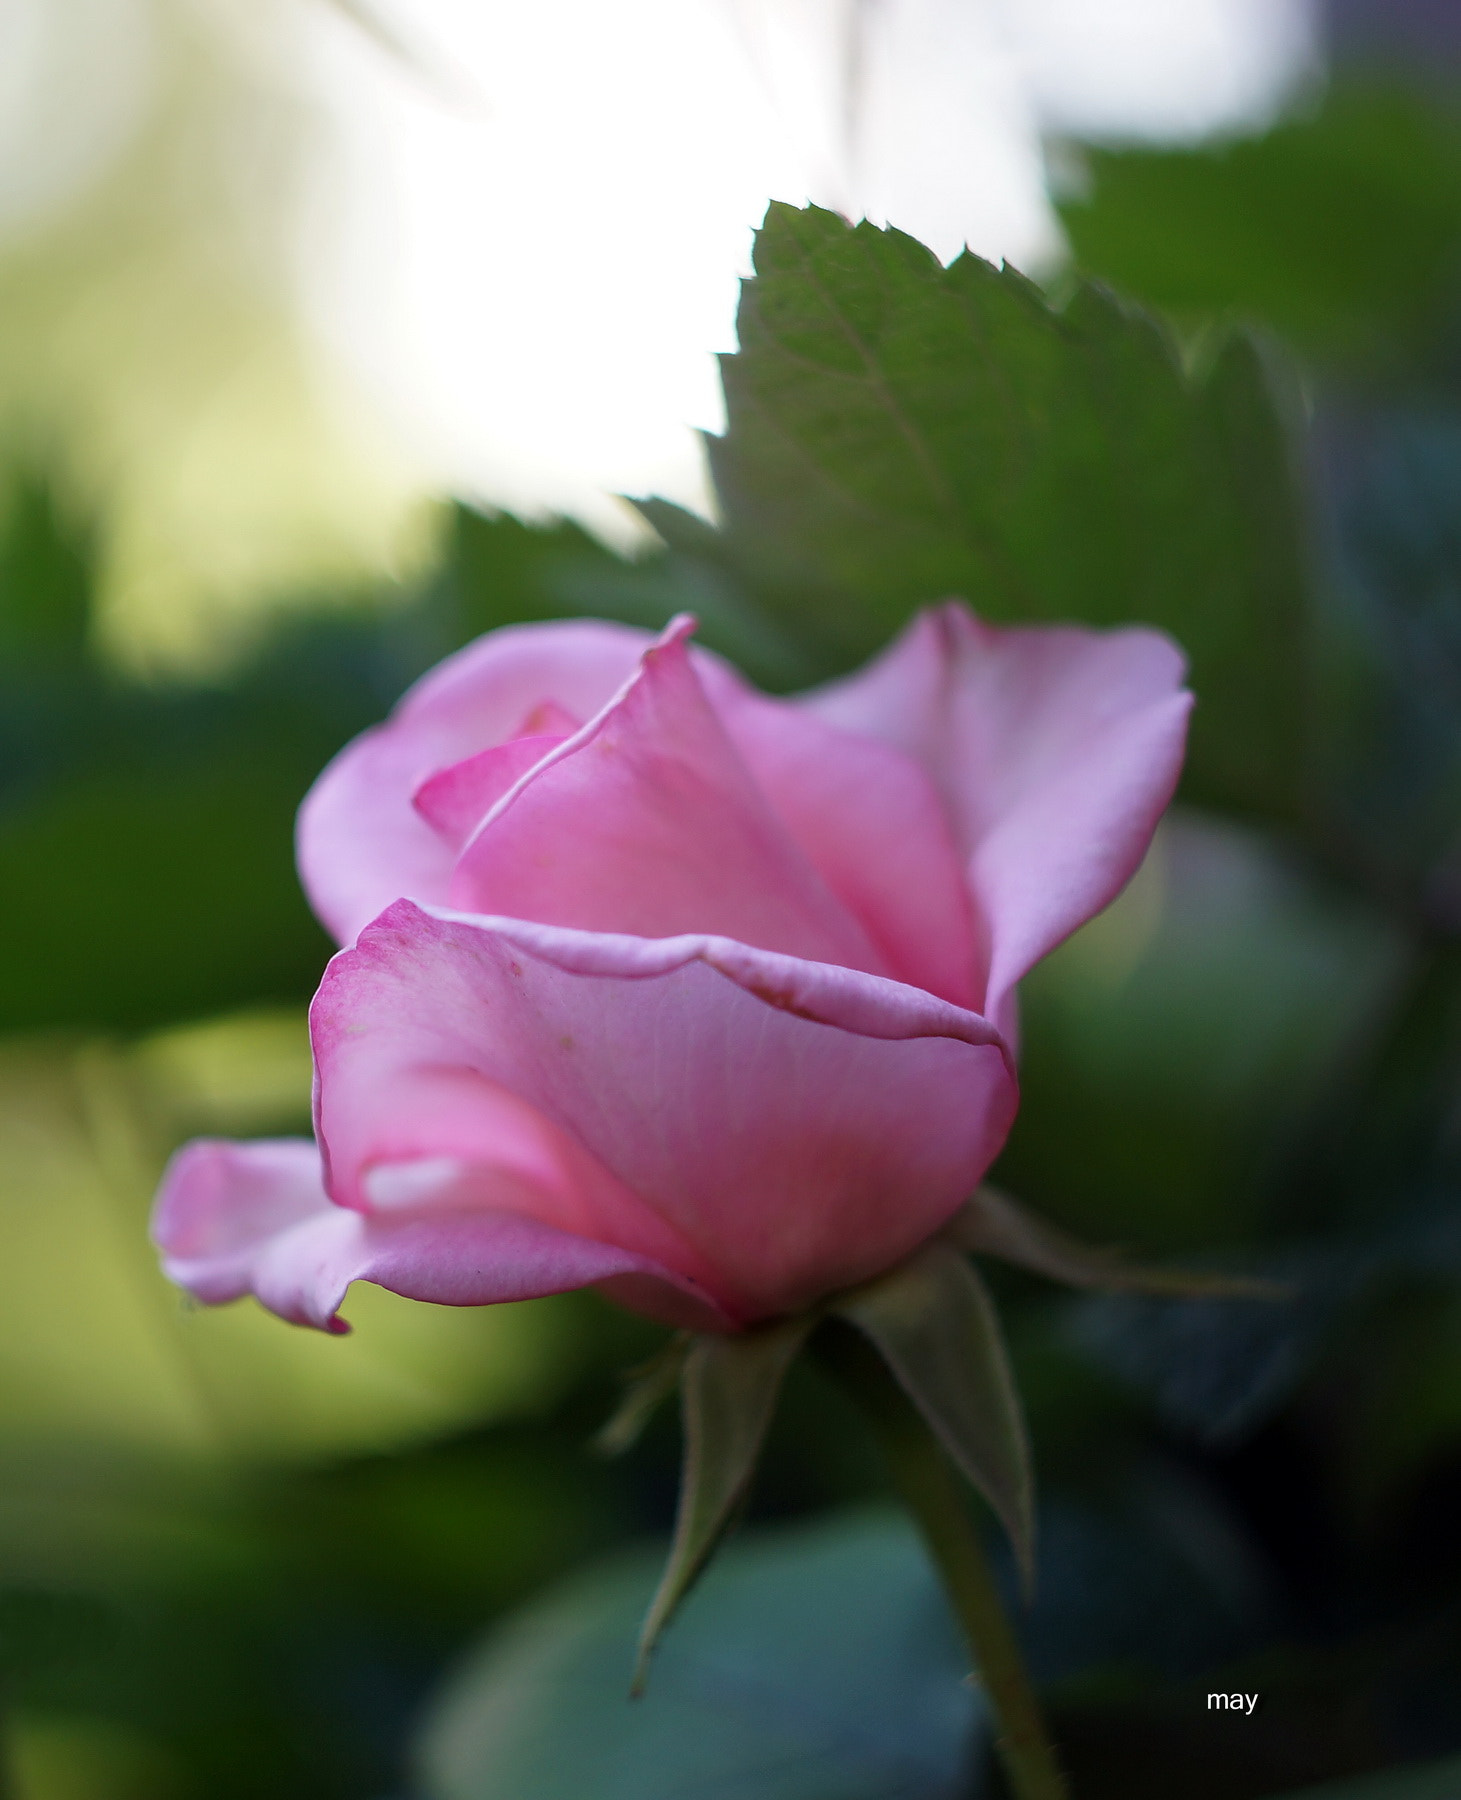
[
  {"left": 1059, "top": 84, "right": 1461, "bottom": 374},
  {"left": 0, "top": 473, "right": 91, "bottom": 666},
  {"left": 1313, "top": 404, "right": 1461, "bottom": 922},
  {"left": 1067, "top": 1250, "right": 1348, "bottom": 1445},
  {"left": 0, "top": 493, "right": 652, "bottom": 1032},
  {"left": 1261, "top": 1755, "right": 1461, "bottom": 1799},
  {"left": 416, "top": 1510, "right": 984, "bottom": 1800},
  {"left": 832, "top": 1243, "right": 1032, "bottom": 1575},
  {"left": 634, "top": 1317, "right": 812, "bottom": 1691},
  {"left": 1068, "top": 1187, "right": 1461, "bottom": 1444},
  {"left": 436, "top": 504, "right": 629, "bottom": 642},
  {"left": 629, "top": 498, "right": 725, "bottom": 562},
  {"left": 654, "top": 202, "right": 1308, "bottom": 819},
  {"left": 1009, "top": 1486, "right": 1272, "bottom": 1687},
  {"left": 0, "top": 753, "right": 337, "bottom": 1030}
]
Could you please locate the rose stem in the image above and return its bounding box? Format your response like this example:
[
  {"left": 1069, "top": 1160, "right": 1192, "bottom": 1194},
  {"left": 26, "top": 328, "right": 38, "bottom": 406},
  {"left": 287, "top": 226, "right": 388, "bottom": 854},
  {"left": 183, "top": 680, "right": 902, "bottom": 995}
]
[{"left": 817, "top": 1324, "right": 1071, "bottom": 1800}]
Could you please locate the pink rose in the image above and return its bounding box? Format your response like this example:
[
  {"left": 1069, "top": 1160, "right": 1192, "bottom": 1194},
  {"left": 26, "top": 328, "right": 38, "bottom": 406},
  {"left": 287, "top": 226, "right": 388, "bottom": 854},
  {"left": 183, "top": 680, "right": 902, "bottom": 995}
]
[{"left": 153, "top": 606, "right": 1190, "bottom": 1333}]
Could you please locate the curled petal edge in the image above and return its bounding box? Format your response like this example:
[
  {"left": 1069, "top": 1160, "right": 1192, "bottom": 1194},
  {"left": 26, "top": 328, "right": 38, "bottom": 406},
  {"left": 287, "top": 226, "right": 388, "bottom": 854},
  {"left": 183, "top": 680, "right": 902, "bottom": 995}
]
[{"left": 399, "top": 902, "right": 1014, "bottom": 1061}]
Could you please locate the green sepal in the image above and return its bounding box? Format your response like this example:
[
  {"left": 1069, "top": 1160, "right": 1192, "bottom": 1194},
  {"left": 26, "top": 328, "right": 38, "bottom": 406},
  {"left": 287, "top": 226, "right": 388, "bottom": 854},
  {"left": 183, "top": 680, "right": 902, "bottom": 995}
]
[
  {"left": 633, "top": 1315, "right": 813, "bottom": 1693},
  {"left": 594, "top": 1334, "right": 689, "bottom": 1458},
  {"left": 950, "top": 1186, "right": 1286, "bottom": 1300},
  {"left": 831, "top": 1242, "right": 1034, "bottom": 1581}
]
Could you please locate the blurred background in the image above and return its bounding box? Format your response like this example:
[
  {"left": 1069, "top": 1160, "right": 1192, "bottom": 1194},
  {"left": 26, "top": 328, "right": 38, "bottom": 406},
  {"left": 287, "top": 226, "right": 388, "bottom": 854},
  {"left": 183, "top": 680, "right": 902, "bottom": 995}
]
[{"left": 4, "top": 1, "right": 1461, "bottom": 1795}]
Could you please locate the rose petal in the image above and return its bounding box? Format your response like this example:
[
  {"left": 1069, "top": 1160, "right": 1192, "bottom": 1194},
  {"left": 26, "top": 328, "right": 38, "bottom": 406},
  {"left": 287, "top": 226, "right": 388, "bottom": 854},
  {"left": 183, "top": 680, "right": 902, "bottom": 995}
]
[
  {"left": 705, "top": 673, "right": 981, "bottom": 1007},
  {"left": 153, "top": 1138, "right": 327, "bottom": 1269},
  {"left": 412, "top": 733, "right": 569, "bottom": 847},
  {"left": 447, "top": 620, "right": 886, "bottom": 975},
  {"left": 516, "top": 699, "right": 581, "bottom": 737},
  {"left": 803, "top": 602, "right": 1191, "bottom": 1022},
  {"left": 312, "top": 901, "right": 1017, "bottom": 1321},
  {"left": 297, "top": 620, "right": 655, "bottom": 944},
  {"left": 153, "top": 1138, "right": 728, "bottom": 1333}
]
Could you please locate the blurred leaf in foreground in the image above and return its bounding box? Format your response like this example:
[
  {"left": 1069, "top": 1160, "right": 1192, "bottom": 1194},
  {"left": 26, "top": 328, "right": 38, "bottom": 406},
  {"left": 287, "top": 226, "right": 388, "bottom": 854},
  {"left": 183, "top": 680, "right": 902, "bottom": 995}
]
[
  {"left": 0, "top": 1418, "right": 629, "bottom": 1800},
  {"left": 637, "top": 202, "right": 1309, "bottom": 823},
  {"left": 416, "top": 1510, "right": 982, "bottom": 1800}
]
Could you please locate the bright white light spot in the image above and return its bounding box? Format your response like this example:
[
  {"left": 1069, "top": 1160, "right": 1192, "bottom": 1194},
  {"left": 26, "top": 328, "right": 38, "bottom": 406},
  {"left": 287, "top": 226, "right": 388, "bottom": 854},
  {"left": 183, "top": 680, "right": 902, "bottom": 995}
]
[
  {"left": 364, "top": 1157, "right": 470, "bottom": 1210},
  {"left": 300, "top": 0, "right": 1321, "bottom": 544},
  {"left": 300, "top": 0, "right": 1063, "bottom": 544},
  {"left": 998, "top": 0, "right": 1321, "bottom": 143},
  {"left": 0, "top": 0, "right": 1327, "bottom": 603}
]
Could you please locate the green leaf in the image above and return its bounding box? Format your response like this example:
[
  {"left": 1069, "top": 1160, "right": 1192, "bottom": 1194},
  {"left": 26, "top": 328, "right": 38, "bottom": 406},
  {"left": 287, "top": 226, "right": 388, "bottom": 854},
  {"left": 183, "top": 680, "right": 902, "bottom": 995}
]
[
  {"left": 832, "top": 1243, "right": 1033, "bottom": 1576},
  {"left": 1261, "top": 1755, "right": 1461, "bottom": 1799},
  {"left": 416, "top": 1510, "right": 984, "bottom": 1800},
  {"left": 658, "top": 202, "right": 1308, "bottom": 820},
  {"left": 436, "top": 503, "right": 629, "bottom": 641},
  {"left": 949, "top": 1186, "right": 1284, "bottom": 1299},
  {"left": 634, "top": 1317, "right": 813, "bottom": 1691},
  {"left": 1059, "top": 83, "right": 1461, "bottom": 374}
]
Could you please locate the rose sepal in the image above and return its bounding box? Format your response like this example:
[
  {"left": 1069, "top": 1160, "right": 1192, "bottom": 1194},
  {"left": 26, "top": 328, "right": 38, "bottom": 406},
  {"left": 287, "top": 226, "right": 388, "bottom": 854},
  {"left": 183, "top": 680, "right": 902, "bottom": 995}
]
[
  {"left": 594, "top": 1334, "right": 691, "bottom": 1459},
  {"left": 611, "top": 1187, "right": 1283, "bottom": 1697},
  {"left": 951, "top": 1184, "right": 1288, "bottom": 1299},
  {"left": 615, "top": 1238, "right": 1035, "bottom": 1687},
  {"left": 829, "top": 1240, "right": 1034, "bottom": 1582},
  {"left": 630, "top": 1316, "right": 815, "bottom": 1693}
]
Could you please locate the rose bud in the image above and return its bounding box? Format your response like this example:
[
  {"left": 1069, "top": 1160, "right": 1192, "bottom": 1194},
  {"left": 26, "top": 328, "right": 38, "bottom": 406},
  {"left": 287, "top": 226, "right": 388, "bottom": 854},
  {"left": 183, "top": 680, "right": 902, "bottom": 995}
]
[{"left": 153, "top": 605, "right": 1190, "bottom": 1334}]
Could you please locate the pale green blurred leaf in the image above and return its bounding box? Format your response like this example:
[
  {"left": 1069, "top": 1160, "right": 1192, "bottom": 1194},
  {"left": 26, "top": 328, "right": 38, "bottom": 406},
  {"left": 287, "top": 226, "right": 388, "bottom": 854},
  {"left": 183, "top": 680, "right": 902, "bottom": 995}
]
[
  {"left": 417, "top": 1510, "right": 984, "bottom": 1800},
  {"left": 0, "top": 2, "right": 432, "bottom": 673}
]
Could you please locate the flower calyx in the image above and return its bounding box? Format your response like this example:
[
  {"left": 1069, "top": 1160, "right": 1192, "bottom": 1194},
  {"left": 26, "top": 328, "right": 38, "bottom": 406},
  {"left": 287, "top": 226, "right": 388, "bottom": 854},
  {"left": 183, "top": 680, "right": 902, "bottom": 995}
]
[{"left": 602, "top": 1185, "right": 1283, "bottom": 1691}]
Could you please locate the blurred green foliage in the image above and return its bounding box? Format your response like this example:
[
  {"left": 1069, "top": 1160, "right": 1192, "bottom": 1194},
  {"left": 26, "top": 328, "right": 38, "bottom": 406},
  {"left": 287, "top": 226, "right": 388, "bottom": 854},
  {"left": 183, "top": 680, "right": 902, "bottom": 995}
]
[
  {"left": 4, "top": 49, "right": 1461, "bottom": 1800},
  {"left": 0, "top": 486, "right": 633, "bottom": 1033},
  {"left": 1057, "top": 83, "right": 1461, "bottom": 374},
  {"left": 1271, "top": 1759, "right": 1461, "bottom": 1800}
]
